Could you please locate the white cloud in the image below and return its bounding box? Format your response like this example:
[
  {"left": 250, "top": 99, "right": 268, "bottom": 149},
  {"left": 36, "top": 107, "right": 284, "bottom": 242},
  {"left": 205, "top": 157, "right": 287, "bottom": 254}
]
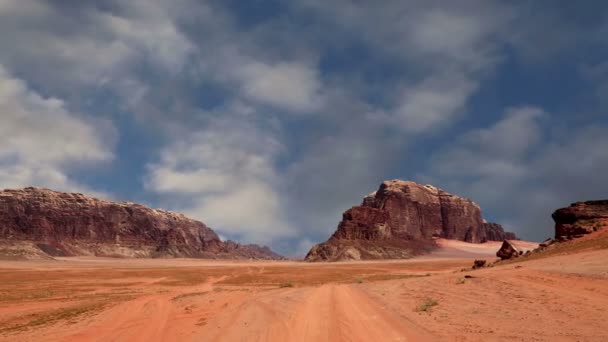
[
  {"left": 421, "top": 106, "right": 608, "bottom": 240},
  {"left": 146, "top": 115, "right": 295, "bottom": 244},
  {"left": 235, "top": 61, "right": 323, "bottom": 112},
  {"left": 101, "top": 7, "right": 194, "bottom": 72},
  {"left": 1, "top": 0, "right": 604, "bottom": 255},
  {"left": 0, "top": 65, "right": 114, "bottom": 193},
  {"left": 422, "top": 106, "right": 545, "bottom": 191},
  {"left": 284, "top": 117, "right": 398, "bottom": 240},
  {"left": 0, "top": 1, "right": 194, "bottom": 105},
  {"left": 462, "top": 107, "right": 545, "bottom": 159},
  {"left": 296, "top": 1, "right": 512, "bottom": 133},
  {"left": 393, "top": 72, "right": 478, "bottom": 132}
]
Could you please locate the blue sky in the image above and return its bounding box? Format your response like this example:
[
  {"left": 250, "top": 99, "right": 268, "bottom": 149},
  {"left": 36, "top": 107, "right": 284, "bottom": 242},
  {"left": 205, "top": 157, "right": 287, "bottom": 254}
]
[{"left": 1, "top": 1, "right": 608, "bottom": 255}]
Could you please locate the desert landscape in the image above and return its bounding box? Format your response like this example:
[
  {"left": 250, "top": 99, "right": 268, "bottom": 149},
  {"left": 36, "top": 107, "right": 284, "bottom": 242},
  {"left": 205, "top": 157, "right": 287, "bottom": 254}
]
[
  {"left": 1, "top": 181, "right": 608, "bottom": 341},
  {"left": 1, "top": 232, "right": 608, "bottom": 341},
  {"left": 2, "top": 2, "right": 608, "bottom": 340}
]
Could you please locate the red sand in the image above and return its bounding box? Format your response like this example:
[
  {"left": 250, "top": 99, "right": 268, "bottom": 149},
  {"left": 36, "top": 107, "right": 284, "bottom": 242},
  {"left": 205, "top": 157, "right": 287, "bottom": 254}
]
[{"left": 1, "top": 240, "right": 607, "bottom": 341}]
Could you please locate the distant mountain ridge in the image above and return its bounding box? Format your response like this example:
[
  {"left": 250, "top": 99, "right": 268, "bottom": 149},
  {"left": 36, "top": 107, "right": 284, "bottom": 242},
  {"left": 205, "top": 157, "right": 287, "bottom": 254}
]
[
  {"left": 306, "top": 180, "right": 517, "bottom": 261},
  {"left": 0, "top": 187, "right": 283, "bottom": 260}
]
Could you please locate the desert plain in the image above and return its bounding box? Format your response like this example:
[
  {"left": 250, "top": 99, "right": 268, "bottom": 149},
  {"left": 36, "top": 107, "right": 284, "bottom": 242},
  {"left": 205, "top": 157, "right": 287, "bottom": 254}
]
[{"left": 1, "top": 235, "right": 607, "bottom": 342}]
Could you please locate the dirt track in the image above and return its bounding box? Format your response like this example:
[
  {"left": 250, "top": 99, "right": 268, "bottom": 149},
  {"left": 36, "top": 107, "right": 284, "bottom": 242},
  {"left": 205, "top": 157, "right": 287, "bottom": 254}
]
[
  {"left": 197, "top": 283, "right": 432, "bottom": 342},
  {"left": 1, "top": 241, "right": 607, "bottom": 341}
]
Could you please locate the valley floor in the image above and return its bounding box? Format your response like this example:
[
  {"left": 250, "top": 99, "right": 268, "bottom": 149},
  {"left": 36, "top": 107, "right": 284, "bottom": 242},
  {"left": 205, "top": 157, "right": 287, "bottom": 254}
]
[{"left": 0, "top": 243, "right": 607, "bottom": 341}]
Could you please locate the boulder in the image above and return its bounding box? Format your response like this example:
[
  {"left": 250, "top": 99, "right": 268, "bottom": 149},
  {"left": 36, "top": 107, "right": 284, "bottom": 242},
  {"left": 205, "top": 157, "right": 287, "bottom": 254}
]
[
  {"left": 496, "top": 240, "right": 538, "bottom": 260},
  {"left": 473, "top": 259, "right": 487, "bottom": 269},
  {"left": 539, "top": 238, "right": 555, "bottom": 248}
]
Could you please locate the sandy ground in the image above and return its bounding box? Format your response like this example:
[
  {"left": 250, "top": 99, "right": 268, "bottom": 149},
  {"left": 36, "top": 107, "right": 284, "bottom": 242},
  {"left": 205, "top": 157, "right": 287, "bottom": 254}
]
[{"left": 0, "top": 241, "right": 607, "bottom": 341}]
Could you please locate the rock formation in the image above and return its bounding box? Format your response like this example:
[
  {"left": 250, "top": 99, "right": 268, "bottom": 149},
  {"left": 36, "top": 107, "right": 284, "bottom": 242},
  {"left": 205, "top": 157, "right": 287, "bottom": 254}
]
[
  {"left": 306, "top": 180, "right": 517, "bottom": 261},
  {"left": 483, "top": 222, "right": 518, "bottom": 241},
  {"left": 0, "top": 187, "right": 283, "bottom": 259},
  {"left": 496, "top": 240, "right": 538, "bottom": 260},
  {"left": 552, "top": 200, "right": 608, "bottom": 239}
]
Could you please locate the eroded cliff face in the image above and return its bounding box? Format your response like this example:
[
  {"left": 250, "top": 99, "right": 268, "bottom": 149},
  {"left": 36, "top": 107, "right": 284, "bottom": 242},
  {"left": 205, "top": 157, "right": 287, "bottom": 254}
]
[
  {"left": 553, "top": 200, "right": 608, "bottom": 239},
  {"left": 483, "top": 222, "right": 518, "bottom": 241},
  {"left": 0, "top": 187, "right": 282, "bottom": 259},
  {"left": 306, "top": 180, "right": 516, "bottom": 261}
]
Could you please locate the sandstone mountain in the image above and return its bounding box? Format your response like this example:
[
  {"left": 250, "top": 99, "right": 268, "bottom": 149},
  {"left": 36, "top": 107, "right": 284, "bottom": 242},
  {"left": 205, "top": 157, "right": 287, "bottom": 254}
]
[
  {"left": 306, "top": 180, "right": 517, "bottom": 261},
  {"left": 0, "top": 187, "right": 283, "bottom": 260},
  {"left": 553, "top": 200, "right": 608, "bottom": 239}
]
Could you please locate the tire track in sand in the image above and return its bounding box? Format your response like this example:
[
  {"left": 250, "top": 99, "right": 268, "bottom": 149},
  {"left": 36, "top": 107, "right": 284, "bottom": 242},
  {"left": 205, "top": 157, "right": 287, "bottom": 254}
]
[
  {"left": 201, "top": 284, "right": 435, "bottom": 342},
  {"left": 61, "top": 277, "right": 225, "bottom": 342},
  {"left": 288, "top": 284, "right": 434, "bottom": 342}
]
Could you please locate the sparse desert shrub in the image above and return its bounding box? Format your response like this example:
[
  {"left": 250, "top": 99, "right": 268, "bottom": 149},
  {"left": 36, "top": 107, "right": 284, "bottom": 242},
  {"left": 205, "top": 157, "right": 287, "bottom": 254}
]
[
  {"left": 416, "top": 297, "right": 439, "bottom": 312},
  {"left": 456, "top": 277, "right": 466, "bottom": 284},
  {"left": 355, "top": 278, "right": 364, "bottom": 283},
  {"left": 0, "top": 303, "right": 105, "bottom": 333},
  {"left": 279, "top": 281, "right": 295, "bottom": 288}
]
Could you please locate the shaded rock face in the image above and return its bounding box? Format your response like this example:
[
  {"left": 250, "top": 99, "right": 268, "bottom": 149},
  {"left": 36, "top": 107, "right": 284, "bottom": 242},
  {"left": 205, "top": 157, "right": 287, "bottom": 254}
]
[
  {"left": 305, "top": 239, "right": 437, "bottom": 262},
  {"left": 220, "top": 240, "right": 285, "bottom": 260},
  {"left": 553, "top": 200, "right": 608, "bottom": 239},
  {"left": 306, "top": 180, "right": 516, "bottom": 261},
  {"left": 483, "top": 222, "right": 518, "bottom": 241},
  {"left": 0, "top": 187, "right": 282, "bottom": 259}
]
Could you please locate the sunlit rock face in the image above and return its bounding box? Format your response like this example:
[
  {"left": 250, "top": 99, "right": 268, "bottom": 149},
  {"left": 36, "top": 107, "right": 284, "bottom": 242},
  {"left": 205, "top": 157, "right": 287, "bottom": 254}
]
[
  {"left": 0, "top": 187, "right": 283, "bottom": 259},
  {"left": 306, "top": 180, "right": 516, "bottom": 261}
]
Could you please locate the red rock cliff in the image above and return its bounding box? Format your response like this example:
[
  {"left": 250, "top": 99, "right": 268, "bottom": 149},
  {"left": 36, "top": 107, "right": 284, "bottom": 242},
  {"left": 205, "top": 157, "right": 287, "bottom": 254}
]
[
  {"left": 552, "top": 200, "right": 608, "bottom": 239},
  {"left": 306, "top": 180, "right": 516, "bottom": 261},
  {"left": 0, "top": 187, "right": 283, "bottom": 259}
]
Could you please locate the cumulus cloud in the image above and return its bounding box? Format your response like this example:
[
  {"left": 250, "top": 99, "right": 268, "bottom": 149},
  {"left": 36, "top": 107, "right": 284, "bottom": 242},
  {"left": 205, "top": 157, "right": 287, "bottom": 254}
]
[
  {"left": 235, "top": 61, "right": 323, "bottom": 112},
  {"left": 0, "top": 65, "right": 114, "bottom": 193},
  {"left": 0, "top": 0, "right": 194, "bottom": 105},
  {"left": 392, "top": 72, "right": 478, "bottom": 132},
  {"left": 430, "top": 107, "right": 545, "bottom": 177},
  {"left": 1, "top": 0, "right": 607, "bottom": 255},
  {"left": 296, "top": 1, "right": 513, "bottom": 133},
  {"left": 285, "top": 130, "right": 396, "bottom": 238},
  {"left": 146, "top": 114, "right": 295, "bottom": 244},
  {"left": 420, "top": 106, "right": 608, "bottom": 240}
]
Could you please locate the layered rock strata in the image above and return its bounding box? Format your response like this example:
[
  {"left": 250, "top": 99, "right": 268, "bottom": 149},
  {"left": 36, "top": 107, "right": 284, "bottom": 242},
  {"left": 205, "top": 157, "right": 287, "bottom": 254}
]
[
  {"left": 553, "top": 200, "right": 608, "bottom": 239},
  {"left": 0, "top": 187, "right": 282, "bottom": 259},
  {"left": 306, "top": 180, "right": 516, "bottom": 261}
]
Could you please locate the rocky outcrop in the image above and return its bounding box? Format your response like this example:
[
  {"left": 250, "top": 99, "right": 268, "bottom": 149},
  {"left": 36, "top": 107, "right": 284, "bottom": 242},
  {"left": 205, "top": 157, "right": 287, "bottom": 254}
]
[
  {"left": 492, "top": 200, "right": 608, "bottom": 262},
  {"left": 306, "top": 180, "right": 517, "bottom": 261},
  {"left": 496, "top": 240, "right": 538, "bottom": 260},
  {"left": 305, "top": 238, "right": 437, "bottom": 262},
  {"left": 0, "top": 187, "right": 283, "bottom": 259},
  {"left": 552, "top": 200, "right": 608, "bottom": 239},
  {"left": 220, "top": 240, "right": 285, "bottom": 260}
]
